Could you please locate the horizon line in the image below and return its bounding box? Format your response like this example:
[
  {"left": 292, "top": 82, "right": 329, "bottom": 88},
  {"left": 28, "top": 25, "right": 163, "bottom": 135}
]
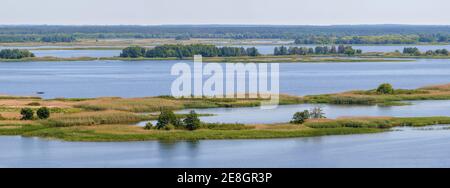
[{"left": 1, "top": 24, "right": 450, "bottom": 27}]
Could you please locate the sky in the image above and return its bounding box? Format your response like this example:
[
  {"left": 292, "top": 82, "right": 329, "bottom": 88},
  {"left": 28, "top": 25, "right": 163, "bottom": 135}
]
[{"left": 1, "top": 0, "right": 449, "bottom": 25}]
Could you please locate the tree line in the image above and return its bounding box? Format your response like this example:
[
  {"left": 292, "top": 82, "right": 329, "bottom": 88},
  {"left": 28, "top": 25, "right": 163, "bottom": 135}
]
[
  {"left": 274, "top": 45, "right": 362, "bottom": 56},
  {"left": 403, "top": 47, "right": 449, "bottom": 56},
  {"left": 0, "top": 25, "right": 449, "bottom": 43},
  {"left": 0, "top": 34, "right": 76, "bottom": 43},
  {"left": 120, "top": 44, "right": 260, "bottom": 58},
  {"left": 0, "top": 49, "right": 35, "bottom": 59},
  {"left": 294, "top": 34, "right": 449, "bottom": 45}
]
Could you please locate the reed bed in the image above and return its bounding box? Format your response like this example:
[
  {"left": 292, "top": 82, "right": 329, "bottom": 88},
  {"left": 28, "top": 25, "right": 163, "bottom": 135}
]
[{"left": 43, "top": 110, "right": 147, "bottom": 127}]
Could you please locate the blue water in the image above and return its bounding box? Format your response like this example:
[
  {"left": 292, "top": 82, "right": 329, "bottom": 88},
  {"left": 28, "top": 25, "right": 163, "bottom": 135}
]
[
  {"left": 0, "top": 59, "right": 449, "bottom": 99},
  {"left": 1, "top": 53, "right": 450, "bottom": 168},
  {"left": 172, "top": 100, "right": 450, "bottom": 124},
  {"left": 31, "top": 50, "right": 121, "bottom": 58},
  {"left": 2, "top": 125, "right": 450, "bottom": 167}
]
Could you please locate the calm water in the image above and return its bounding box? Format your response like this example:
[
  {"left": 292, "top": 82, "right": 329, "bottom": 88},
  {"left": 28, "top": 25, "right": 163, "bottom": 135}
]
[
  {"left": 2, "top": 51, "right": 450, "bottom": 167},
  {"left": 170, "top": 100, "right": 450, "bottom": 124},
  {"left": 31, "top": 50, "right": 121, "bottom": 58},
  {"left": 2, "top": 125, "right": 450, "bottom": 167},
  {"left": 0, "top": 59, "right": 450, "bottom": 98}
]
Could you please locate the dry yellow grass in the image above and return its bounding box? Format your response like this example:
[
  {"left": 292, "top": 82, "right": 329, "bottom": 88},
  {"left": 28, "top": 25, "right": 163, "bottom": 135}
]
[
  {"left": 0, "top": 98, "right": 75, "bottom": 108},
  {"left": 420, "top": 84, "right": 450, "bottom": 91},
  {"left": 0, "top": 112, "right": 21, "bottom": 119},
  {"left": 73, "top": 97, "right": 184, "bottom": 112},
  {"left": 0, "top": 120, "right": 37, "bottom": 126},
  {"left": 46, "top": 110, "right": 147, "bottom": 127}
]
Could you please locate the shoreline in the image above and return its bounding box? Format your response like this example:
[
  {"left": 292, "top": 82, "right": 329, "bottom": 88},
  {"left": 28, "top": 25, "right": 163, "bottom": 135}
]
[{"left": 0, "top": 55, "right": 428, "bottom": 63}]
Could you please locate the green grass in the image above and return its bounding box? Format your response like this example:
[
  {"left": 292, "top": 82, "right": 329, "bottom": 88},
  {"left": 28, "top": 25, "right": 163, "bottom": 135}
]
[
  {"left": 1, "top": 116, "right": 450, "bottom": 142},
  {"left": 20, "top": 126, "right": 383, "bottom": 142},
  {"left": 304, "top": 85, "right": 450, "bottom": 105}
]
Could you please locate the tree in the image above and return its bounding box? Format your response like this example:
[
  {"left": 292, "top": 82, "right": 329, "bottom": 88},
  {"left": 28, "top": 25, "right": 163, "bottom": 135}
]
[
  {"left": 290, "top": 110, "right": 310, "bottom": 124},
  {"left": 20, "top": 108, "right": 34, "bottom": 120},
  {"left": 403, "top": 47, "right": 420, "bottom": 55},
  {"left": 274, "top": 47, "right": 280, "bottom": 55},
  {"left": 246, "top": 47, "right": 260, "bottom": 56},
  {"left": 338, "top": 45, "right": 346, "bottom": 54},
  {"left": 36, "top": 107, "right": 50, "bottom": 119},
  {"left": 0, "top": 49, "right": 35, "bottom": 59},
  {"left": 156, "top": 109, "right": 179, "bottom": 129},
  {"left": 310, "top": 107, "right": 326, "bottom": 119},
  {"left": 330, "top": 46, "right": 337, "bottom": 54},
  {"left": 183, "top": 110, "right": 200, "bottom": 130},
  {"left": 343, "top": 46, "right": 356, "bottom": 56},
  {"left": 120, "top": 46, "right": 147, "bottom": 58},
  {"left": 376, "top": 83, "right": 394, "bottom": 94},
  {"left": 144, "top": 122, "right": 153, "bottom": 130}
]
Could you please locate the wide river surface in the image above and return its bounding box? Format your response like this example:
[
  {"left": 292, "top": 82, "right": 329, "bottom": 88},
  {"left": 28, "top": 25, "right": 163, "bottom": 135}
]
[
  {"left": 1, "top": 53, "right": 450, "bottom": 167},
  {"left": 1, "top": 59, "right": 450, "bottom": 99},
  {"left": 2, "top": 125, "right": 450, "bottom": 167}
]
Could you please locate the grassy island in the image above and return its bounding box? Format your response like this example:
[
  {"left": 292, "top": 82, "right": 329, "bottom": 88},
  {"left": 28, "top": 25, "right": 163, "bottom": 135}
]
[{"left": 1, "top": 84, "right": 450, "bottom": 141}]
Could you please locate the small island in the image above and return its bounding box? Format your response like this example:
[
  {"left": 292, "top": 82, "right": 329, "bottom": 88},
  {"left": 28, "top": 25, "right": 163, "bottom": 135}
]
[{"left": 1, "top": 83, "right": 450, "bottom": 142}]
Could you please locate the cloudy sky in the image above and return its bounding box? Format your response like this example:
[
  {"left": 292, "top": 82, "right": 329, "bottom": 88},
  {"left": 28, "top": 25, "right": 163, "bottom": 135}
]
[{"left": 1, "top": 0, "right": 449, "bottom": 25}]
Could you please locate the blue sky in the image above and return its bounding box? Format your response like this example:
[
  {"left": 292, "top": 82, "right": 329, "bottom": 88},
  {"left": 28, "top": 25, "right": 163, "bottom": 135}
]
[{"left": 1, "top": 0, "right": 449, "bottom": 25}]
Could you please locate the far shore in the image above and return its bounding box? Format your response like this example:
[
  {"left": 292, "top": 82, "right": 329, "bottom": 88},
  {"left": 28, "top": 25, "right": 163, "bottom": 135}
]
[{"left": 0, "top": 55, "right": 430, "bottom": 63}]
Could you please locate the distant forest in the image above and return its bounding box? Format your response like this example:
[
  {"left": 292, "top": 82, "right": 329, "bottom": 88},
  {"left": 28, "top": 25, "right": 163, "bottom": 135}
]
[{"left": 0, "top": 25, "right": 449, "bottom": 44}]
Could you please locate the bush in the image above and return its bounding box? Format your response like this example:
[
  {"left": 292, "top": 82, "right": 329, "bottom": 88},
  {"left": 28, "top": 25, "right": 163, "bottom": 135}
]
[
  {"left": 144, "top": 122, "right": 153, "bottom": 130},
  {"left": 183, "top": 110, "right": 200, "bottom": 130},
  {"left": 291, "top": 110, "right": 310, "bottom": 124},
  {"left": 376, "top": 83, "right": 394, "bottom": 94},
  {"left": 164, "top": 124, "right": 175, "bottom": 131},
  {"left": 27, "top": 102, "right": 41, "bottom": 106},
  {"left": 36, "top": 107, "right": 50, "bottom": 119},
  {"left": 0, "top": 114, "right": 5, "bottom": 120},
  {"left": 20, "top": 108, "right": 34, "bottom": 120},
  {"left": 156, "top": 109, "right": 180, "bottom": 129}
]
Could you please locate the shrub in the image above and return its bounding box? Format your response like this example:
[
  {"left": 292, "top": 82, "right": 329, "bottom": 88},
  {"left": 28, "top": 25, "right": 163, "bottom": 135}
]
[
  {"left": 183, "top": 110, "right": 200, "bottom": 130},
  {"left": 144, "top": 122, "right": 153, "bottom": 130},
  {"left": 36, "top": 107, "right": 50, "bottom": 119},
  {"left": 0, "top": 114, "right": 5, "bottom": 120},
  {"left": 164, "top": 124, "right": 175, "bottom": 131},
  {"left": 291, "top": 110, "right": 310, "bottom": 124},
  {"left": 376, "top": 83, "right": 394, "bottom": 94},
  {"left": 156, "top": 109, "right": 179, "bottom": 129},
  {"left": 20, "top": 108, "right": 34, "bottom": 120},
  {"left": 27, "top": 102, "right": 41, "bottom": 106}
]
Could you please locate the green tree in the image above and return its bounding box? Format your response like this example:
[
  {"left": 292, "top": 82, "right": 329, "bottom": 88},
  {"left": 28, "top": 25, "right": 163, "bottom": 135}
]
[
  {"left": 377, "top": 83, "right": 395, "bottom": 94},
  {"left": 290, "top": 110, "right": 310, "bottom": 124},
  {"left": 120, "top": 46, "right": 146, "bottom": 58},
  {"left": 156, "top": 109, "right": 179, "bottom": 129},
  {"left": 36, "top": 107, "right": 50, "bottom": 119},
  {"left": 183, "top": 110, "right": 201, "bottom": 130},
  {"left": 144, "top": 122, "right": 153, "bottom": 130},
  {"left": 20, "top": 108, "right": 34, "bottom": 120},
  {"left": 0, "top": 49, "right": 35, "bottom": 59}
]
